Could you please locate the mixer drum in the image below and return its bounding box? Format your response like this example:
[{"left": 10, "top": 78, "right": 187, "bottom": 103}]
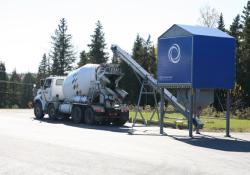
[{"left": 63, "top": 64, "right": 99, "bottom": 99}]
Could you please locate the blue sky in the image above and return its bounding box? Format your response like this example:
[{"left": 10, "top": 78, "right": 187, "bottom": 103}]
[{"left": 0, "top": 0, "right": 247, "bottom": 73}]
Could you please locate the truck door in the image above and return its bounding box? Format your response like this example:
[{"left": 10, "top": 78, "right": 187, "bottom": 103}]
[{"left": 43, "top": 78, "right": 52, "bottom": 102}]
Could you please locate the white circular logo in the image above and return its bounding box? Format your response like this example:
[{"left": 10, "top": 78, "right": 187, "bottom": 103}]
[{"left": 168, "top": 44, "right": 181, "bottom": 64}]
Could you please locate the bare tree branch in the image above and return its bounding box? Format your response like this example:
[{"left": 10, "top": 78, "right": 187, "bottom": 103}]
[{"left": 198, "top": 4, "right": 219, "bottom": 28}]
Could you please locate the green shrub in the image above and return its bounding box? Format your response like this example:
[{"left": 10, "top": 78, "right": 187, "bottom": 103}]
[{"left": 11, "top": 104, "right": 19, "bottom": 109}]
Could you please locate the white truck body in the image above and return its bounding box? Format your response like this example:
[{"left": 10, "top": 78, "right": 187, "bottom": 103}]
[{"left": 34, "top": 64, "right": 129, "bottom": 125}]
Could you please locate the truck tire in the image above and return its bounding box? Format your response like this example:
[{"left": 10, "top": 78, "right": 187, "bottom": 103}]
[
  {"left": 84, "top": 107, "right": 95, "bottom": 125},
  {"left": 34, "top": 102, "right": 44, "bottom": 119},
  {"left": 48, "top": 104, "right": 57, "bottom": 120},
  {"left": 72, "top": 106, "right": 83, "bottom": 124}
]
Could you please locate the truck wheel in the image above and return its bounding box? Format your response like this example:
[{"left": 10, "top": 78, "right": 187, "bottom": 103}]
[
  {"left": 84, "top": 107, "right": 95, "bottom": 125},
  {"left": 72, "top": 106, "right": 83, "bottom": 124},
  {"left": 34, "top": 102, "right": 44, "bottom": 119},
  {"left": 48, "top": 104, "right": 57, "bottom": 120}
]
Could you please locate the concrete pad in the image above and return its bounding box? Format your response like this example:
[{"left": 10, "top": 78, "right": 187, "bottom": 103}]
[{"left": 0, "top": 109, "right": 249, "bottom": 175}]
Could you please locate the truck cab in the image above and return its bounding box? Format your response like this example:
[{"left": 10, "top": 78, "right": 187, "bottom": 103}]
[
  {"left": 42, "top": 77, "right": 65, "bottom": 101},
  {"left": 34, "top": 76, "right": 65, "bottom": 119}
]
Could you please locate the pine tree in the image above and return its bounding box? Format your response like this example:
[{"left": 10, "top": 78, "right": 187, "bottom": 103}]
[
  {"left": 78, "top": 50, "right": 89, "bottom": 67},
  {"left": 142, "top": 36, "right": 152, "bottom": 70},
  {"left": 229, "top": 14, "right": 244, "bottom": 110},
  {"left": 242, "top": 1, "right": 250, "bottom": 22},
  {"left": 141, "top": 36, "right": 157, "bottom": 106},
  {"left": 119, "top": 34, "right": 157, "bottom": 105},
  {"left": 88, "top": 20, "right": 108, "bottom": 64},
  {"left": 111, "top": 53, "right": 119, "bottom": 64},
  {"left": 214, "top": 12, "right": 227, "bottom": 111},
  {"left": 149, "top": 45, "right": 157, "bottom": 75},
  {"left": 119, "top": 35, "right": 143, "bottom": 104},
  {"left": 240, "top": 0, "right": 250, "bottom": 106},
  {"left": 132, "top": 35, "right": 144, "bottom": 66},
  {"left": 230, "top": 15, "right": 242, "bottom": 45},
  {"left": 242, "top": 1, "right": 250, "bottom": 56},
  {"left": 37, "top": 53, "right": 50, "bottom": 85},
  {"left": 47, "top": 55, "right": 51, "bottom": 75},
  {"left": 9, "top": 69, "right": 21, "bottom": 108},
  {"left": 242, "top": 1, "right": 250, "bottom": 51},
  {"left": 20, "top": 73, "right": 35, "bottom": 108},
  {"left": 218, "top": 13, "right": 226, "bottom": 32},
  {"left": 51, "top": 18, "right": 75, "bottom": 75},
  {"left": 0, "top": 62, "right": 8, "bottom": 108},
  {"left": 51, "top": 51, "right": 59, "bottom": 75}
]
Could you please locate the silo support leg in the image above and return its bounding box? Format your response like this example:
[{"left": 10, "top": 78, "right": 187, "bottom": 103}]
[
  {"left": 189, "top": 88, "right": 194, "bottom": 138},
  {"left": 226, "top": 90, "right": 231, "bottom": 137},
  {"left": 160, "top": 88, "right": 164, "bottom": 135}
]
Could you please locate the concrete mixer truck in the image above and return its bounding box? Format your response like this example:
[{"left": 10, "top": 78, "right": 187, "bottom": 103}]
[{"left": 33, "top": 63, "right": 129, "bottom": 126}]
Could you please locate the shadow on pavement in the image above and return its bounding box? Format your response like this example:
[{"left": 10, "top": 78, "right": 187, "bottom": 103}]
[
  {"left": 33, "top": 117, "right": 250, "bottom": 152},
  {"left": 169, "top": 133, "right": 250, "bottom": 152},
  {"left": 33, "top": 117, "right": 130, "bottom": 133}
]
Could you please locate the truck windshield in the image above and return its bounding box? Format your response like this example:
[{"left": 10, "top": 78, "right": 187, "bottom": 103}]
[
  {"left": 44, "top": 79, "right": 52, "bottom": 89},
  {"left": 56, "top": 79, "right": 64, "bottom": 86}
]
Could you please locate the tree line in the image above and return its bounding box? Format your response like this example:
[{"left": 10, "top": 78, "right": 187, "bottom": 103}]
[
  {"left": 37, "top": 19, "right": 109, "bottom": 81},
  {"left": 1, "top": 1, "right": 250, "bottom": 110},
  {"left": 0, "top": 65, "right": 35, "bottom": 108},
  {"left": 209, "top": 1, "right": 250, "bottom": 111},
  {"left": 37, "top": 18, "right": 157, "bottom": 106},
  {"left": 0, "top": 19, "right": 111, "bottom": 108}
]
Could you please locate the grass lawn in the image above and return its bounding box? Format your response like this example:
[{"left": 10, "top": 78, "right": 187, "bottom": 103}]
[{"left": 129, "top": 111, "right": 250, "bottom": 132}]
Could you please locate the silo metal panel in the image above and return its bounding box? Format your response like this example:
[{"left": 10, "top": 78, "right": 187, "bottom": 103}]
[
  {"left": 157, "top": 36, "right": 192, "bottom": 87},
  {"left": 178, "top": 24, "right": 232, "bottom": 38},
  {"left": 157, "top": 24, "right": 236, "bottom": 89},
  {"left": 159, "top": 25, "right": 192, "bottom": 38},
  {"left": 193, "top": 36, "right": 235, "bottom": 89}
]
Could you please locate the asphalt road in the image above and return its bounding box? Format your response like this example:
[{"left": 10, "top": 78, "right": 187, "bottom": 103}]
[{"left": 0, "top": 109, "right": 250, "bottom": 175}]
